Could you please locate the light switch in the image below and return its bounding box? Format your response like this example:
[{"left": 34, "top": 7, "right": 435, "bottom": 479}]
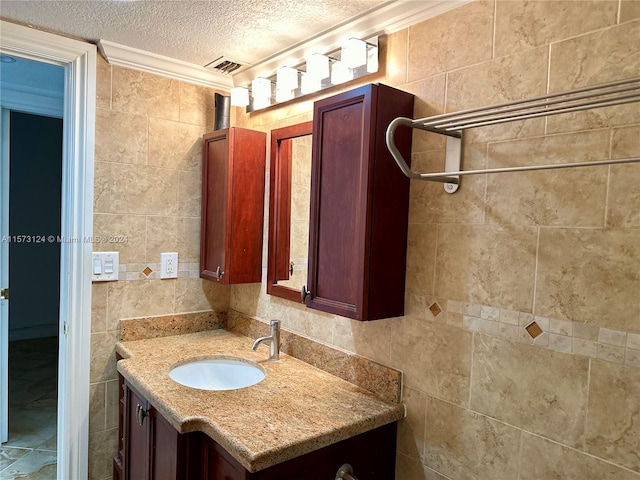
[{"left": 92, "top": 252, "right": 119, "bottom": 282}]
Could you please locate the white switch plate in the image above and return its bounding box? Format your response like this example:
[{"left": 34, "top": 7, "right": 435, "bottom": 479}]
[
  {"left": 160, "top": 252, "right": 178, "bottom": 279},
  {"left": 92, "top": 251, "right": 119, "bottom": 282}
]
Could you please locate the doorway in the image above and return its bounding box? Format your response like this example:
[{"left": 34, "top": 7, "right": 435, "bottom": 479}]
[
  {"left": 1, "top": 20, "right": 96, "bottom": 479},
  {"left": 1, "top": 110, "right": 63, "bottom": 479}
]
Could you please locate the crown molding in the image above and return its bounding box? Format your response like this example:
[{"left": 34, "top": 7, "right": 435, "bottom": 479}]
[
  {"left": 232, "top": 0, "right": 470, "bottom": 85},
  {"left": 97, "top": 1, "right": 468, "bottom": 91},
  {"left": 98, "top": 40, "right": 234, "bottom": 90}
]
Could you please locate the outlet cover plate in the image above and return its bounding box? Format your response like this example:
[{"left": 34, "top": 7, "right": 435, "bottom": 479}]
[{"left": 160, "top": 252, "right": 178, "bottom": 279}]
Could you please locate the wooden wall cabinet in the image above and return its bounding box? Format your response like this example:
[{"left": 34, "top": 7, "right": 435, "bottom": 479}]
[
  {"left": 114, "top": 375, "right": 397, "bottom": 480},
  {"left": 306, "top": 83, "right": 414, "bottom": 321},
  {"left": 200, "top": 127, "right": 266, "bottom": 284}
]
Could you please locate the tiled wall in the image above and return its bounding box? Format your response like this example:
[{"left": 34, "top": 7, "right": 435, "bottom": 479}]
[
  {"left": 88, "top": 56, "right": 231, "bottom": 480},
  {"left": 231, "top": 1, "right": 640, "bottom": 479}
]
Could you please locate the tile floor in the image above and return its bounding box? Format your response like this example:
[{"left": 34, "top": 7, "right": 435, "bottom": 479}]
[{"left": 0, "top": 337, "right": 58, "bottom": 479}]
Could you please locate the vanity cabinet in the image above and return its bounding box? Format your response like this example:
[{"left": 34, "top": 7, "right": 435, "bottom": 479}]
[
  {"left": 114, "top": 375, "right": 397, "bottom": 480},
  {"left": 114, "top": 378, "right": 190, "bottom": 480},
  {"left": 200, "top": 127, "right": 266, "bottom": 284},
  {"left": 306, "top": 83, "right": 414, "bottom": 321}
]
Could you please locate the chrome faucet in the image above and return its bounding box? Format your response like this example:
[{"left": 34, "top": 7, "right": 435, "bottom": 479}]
[{"left": 251, "top": 319, "right": 281, "bottom": 360}]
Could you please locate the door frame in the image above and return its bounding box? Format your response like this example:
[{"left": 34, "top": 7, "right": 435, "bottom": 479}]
[{"left": 0, "top": 20, "right": 96, "bottom": 479}]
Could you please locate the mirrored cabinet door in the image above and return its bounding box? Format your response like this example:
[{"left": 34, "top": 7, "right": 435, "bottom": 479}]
[{"left": 267, "top": 121, "right": 313, "bottom": 302}]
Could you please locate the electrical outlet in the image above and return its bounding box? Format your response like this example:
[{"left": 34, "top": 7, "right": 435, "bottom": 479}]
[{"left": 160, "top": 252, "right": 178, "bottom": 279}]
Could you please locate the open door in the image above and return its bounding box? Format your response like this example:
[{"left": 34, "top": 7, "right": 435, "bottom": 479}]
[{"left": 0, "top": 108, "right": 8, "bottom": 444}]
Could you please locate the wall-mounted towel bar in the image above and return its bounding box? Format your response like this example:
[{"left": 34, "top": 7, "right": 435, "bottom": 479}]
[{"left": 386, "top": 77, "right": 640, "bottom": 193}]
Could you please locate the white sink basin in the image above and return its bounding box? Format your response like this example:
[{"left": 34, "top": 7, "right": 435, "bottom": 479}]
[{"left": 169, "top": 357, "right": 265, "bottom": 391}]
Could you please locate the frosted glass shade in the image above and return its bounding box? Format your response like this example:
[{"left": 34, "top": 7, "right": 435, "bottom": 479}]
[
  {"left": 306, "top": 53, "right": 330, "bottom": 80},
  {"left": 331, "top": 61, "right": 352, "bottom": 85},
  {"left": 251, "top": 77, "right": 272, "bottom": 100},
  {"left": 301, "top": 72, "right": 321, "bottom": 94},
  {"left": 276, "top": 66, "right": 299, "bottom": 90},
  {"left": 341, "top": 38, "right": 367, "bottom": 68},
  {"left": 230, "top": 87, "right": 249, "bottom": 107}
]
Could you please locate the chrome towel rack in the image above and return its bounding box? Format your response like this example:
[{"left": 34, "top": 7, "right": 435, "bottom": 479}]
[{"left": 386, "top": 77, "right": 640, "bottom": 193}]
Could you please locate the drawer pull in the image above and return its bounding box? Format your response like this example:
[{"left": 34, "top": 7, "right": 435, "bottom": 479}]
[{"left": 335, "top": 463, "right": 358, "bottom": 480}]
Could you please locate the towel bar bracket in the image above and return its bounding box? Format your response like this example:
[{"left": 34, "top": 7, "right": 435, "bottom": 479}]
[{"left": 444, "top": 136, "right": 461, "bottom": 194}]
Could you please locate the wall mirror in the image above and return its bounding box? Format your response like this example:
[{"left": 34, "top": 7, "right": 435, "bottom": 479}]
[{"left": 267, "top": 121, "right": 313, "bottom": 303}]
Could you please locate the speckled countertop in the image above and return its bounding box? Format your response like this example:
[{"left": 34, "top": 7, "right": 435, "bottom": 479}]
[{"left": 116, "top": 329, "right": 404, "bottom": 472}]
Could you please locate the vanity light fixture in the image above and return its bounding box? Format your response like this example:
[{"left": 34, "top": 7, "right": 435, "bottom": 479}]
[
  {"left": 341, "top": 38, "right": 367, "bottom": 69},
  {"left": 306, "top": 53, "right": 330, "bottom": 80},
  {"left": 301, "top": 72, "right": 321, "bottom": 94},
  {"left": 232, "top": 35, "right": 379, "bottom": 111},
  {"left": 230, "top": 86, "right": 249, "bottom": 107},
  {"left": 330, "top": 60, "right": 352, "bottom": 85}
]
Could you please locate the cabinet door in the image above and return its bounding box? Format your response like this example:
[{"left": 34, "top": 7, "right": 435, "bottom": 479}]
[
  {"left": 124, "top": 384, "right": 149, "bottom": 480},
  {"left": 200, "top": 130, "right": 231, "bottom": 283},
  {"left": 149, "top": 406, "right": 181, "bottom": 480},
  {"left": 307, "top": 85, "right": 373, "bottom": 319}
]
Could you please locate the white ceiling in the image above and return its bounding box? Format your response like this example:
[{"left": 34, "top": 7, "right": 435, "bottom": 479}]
[{"left": 0, "top": 0, "right": 390, "bottom": 68}]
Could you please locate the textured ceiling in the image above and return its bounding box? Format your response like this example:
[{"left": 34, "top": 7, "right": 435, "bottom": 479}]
[{"left": 0, "top": 0, "right": 390, "bottom": 67}]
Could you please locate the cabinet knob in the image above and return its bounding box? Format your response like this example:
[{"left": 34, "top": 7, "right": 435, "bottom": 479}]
[
  {"left": 335, "top": 464, "right": 358, "bottom": 480},
  {"left": 289, "top": 261, "right": 295, "bottom": 276},
  {"left": 215, "top": 266, "right": 225, "bottom": 281},
  {"left": 301, "top": 285, "right": 310, "bottom": 303}
]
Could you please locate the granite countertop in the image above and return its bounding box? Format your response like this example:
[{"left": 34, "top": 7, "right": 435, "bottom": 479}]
[{"left": 116, "top": 329, "right": 404, "bottom": 472}]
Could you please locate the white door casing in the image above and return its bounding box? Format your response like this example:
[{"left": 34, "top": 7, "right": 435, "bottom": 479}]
[
  {"left": 0, "top": 20, "right": 96, "bottom": 480},
  {"left": 0, "top": 108, "right": 8, "bottom": 445}
]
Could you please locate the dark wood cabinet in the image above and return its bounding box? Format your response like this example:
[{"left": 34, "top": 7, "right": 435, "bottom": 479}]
[
  {"left": 114, "top": 375, "right": 397, "bottom": 480},
  {"left": 306, "top": 83, "right": 414, "bottom": 321},
  {"left": 200, "top": 127, "right": 266, "bottom": 284}
]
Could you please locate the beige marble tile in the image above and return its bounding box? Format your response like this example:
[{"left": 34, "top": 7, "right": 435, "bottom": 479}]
[
  {"left": 176, "top": 216, "right": 201, "bottom": 263},
  {"left": 0, "top": 446, "right": 29, "bottom": 471},
  {"left": 409, "top": 145, "right": 486, "bottom": 225},
  {"left": 178, "top": 169, "right": 202, "bottom": 217},
  {"left": 89, "top": 382, "right": 106, "bottom": 432},
  {"left": 95, "top": 108, "right": 147, "bottom": 165},
  {"left": 174, "top": 277, "right": 230, "bottom": 313},
  {"left": 99, "top": 162, "right": 179, "bottom": 216},
  {"left": 331, "top": 314, "right": 393, "bottom": 366},
  {"left": 96, "top": 54, "right": 111, "bottom": 109},
  {"left": 383, "top": 29, "right": 408, "bottom": 87},
  {"left": 91, "top": 282, "right": 108, "bottom": 333},
  {"left": 107, "top": 280, "right": 176, "bottom": 330},
  {"left": 446, "top": 45, "right": 548, "bottom": 143},
  {"left": 424, "top": 396, "right": 521, "bottom": 480},
  {"left": 401, "top": 75, "right": 446, "bottom": 152},
  {"left": 148, "top": 117, "right": 206, "bottom": 171},
  {"left": 90, "top": 331, "right": 119, "bottom": 383},
  {"left": 1, "top": 449, "right": 57, "bottom": 479},
  {"left": 470, "top": 334, "right": 589, "bottom": 448},
  {"left": 406, "top": 223, "right": 437, "bottom": 296},
  {"left": 536, "top": 227, "right": 640, "bottom": 331},
  {"left": 520, "top": 431, "right": 639, "bottom": 480},
  {"left": 87, "top": 427, "right": 118, "bottom": 480},
  {"left": 608, "top": 125, "right": 640, "bottom": 227},
  {"left": 112, "top": 67, "right": 179, "bottom": 120},
  {"left": 306, "top": 313, "right": 334, "bottom": 344},
  {"left": 105, "top": 379, "right": 119, "bottom": 430},
  {"left": 494, "top": 1, "right": 617, "bottom": 58},
  {"left": 145, "top": 215, "right": 178, "bottom": 263},
  {"left": 397, "top": 386, "right": 427, "bottom": 462},
  {"left": 93, "top": 161, "right": 112, "bottom": 214},
  {"left": 93, "top": 213, "right": 146, "bottom": 264},
  {"left": 621, "top": 0, "right": 640, "bottom": 22},
  {"left": 435, "top": 224, "right": 537, "bottom": 312},
  {"left": 390, "top": 317, "right": 472, "bottom": 405},
  {"left": 179, "top": 83, "right": 216, "bottom": 128},
  {"left": 407, "top": 0, "right": 494, "bottom": 81},
  {"left": 396, "top": 452, "right": 450, "bottom": 480},
  {"left": 550, "top": 21, "right": 640, "bottom": 93},
  {"left": 586, "top": 360, "right": 640, "bottom": 472},
  {"left": 485, "top": 130, "right": 610, "bottom": 226}
]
